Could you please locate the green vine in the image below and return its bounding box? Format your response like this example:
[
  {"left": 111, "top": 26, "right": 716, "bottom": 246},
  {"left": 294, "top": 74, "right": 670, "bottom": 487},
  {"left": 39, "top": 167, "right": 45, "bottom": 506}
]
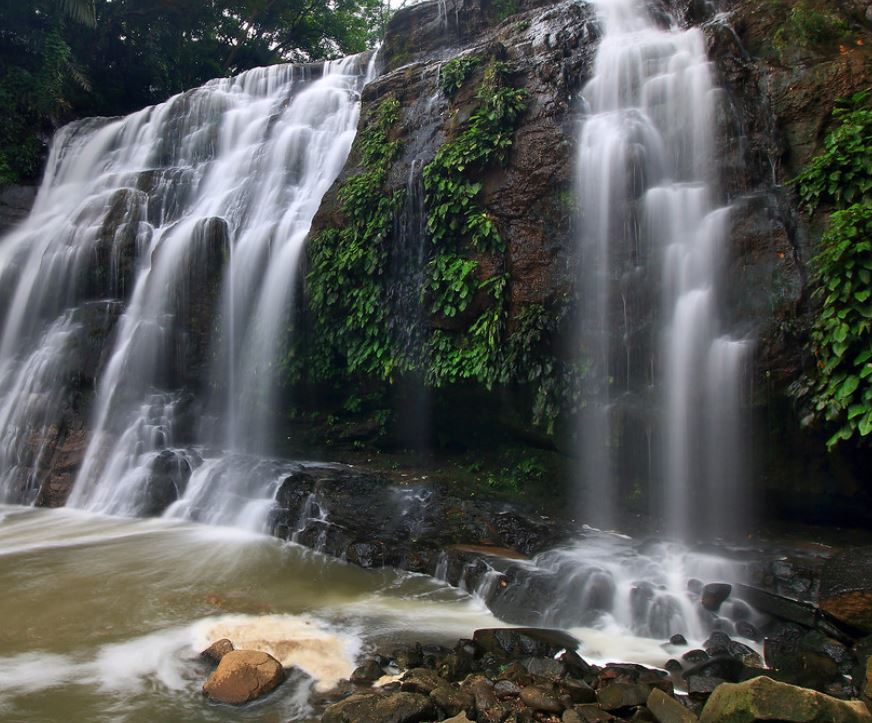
[
  {"left": 307, "top": 96, "right": 406, "bottom": 380},
  {"left": 791, "top": 91, "right": 872, "bottom": 448},
  {"left": 439, "top": 55, "right": 482, "bottom": 97},
  {"left": 808, "top": 206, "right": 872, "bottom": 447},
  {"left": 422, "top": 60, "right": 527, "bottom": 388},
  {"left": 793, "top": 91, "right": 872, "bottom": 213}
]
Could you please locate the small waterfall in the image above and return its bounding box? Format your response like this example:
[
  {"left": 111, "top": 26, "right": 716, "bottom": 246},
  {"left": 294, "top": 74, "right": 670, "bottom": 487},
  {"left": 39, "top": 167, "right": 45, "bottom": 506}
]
[{"left": 576, "top": 0, "right": 750, "bottom": 538}]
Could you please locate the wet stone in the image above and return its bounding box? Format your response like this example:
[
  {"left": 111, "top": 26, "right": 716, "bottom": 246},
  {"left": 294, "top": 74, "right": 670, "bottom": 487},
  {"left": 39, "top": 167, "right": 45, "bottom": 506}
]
[
  {"left": 430, "top": 684, "right": 475, "bottom": 717},
  {"left": 202, "top": 649, "right": 285, "bottom": 705},
  {"left": 351, "top": 658, "right": 385, "bottom": 684},
  {"left": 494, "top": 679, "right": 522, "bottom": 698},
  {"left": 520, "top": 683, "right": 564, "bottom": 712},
  {"left": 400, "top": 667, "right": 446, "bottom": 695},
  {"left": 647, "top": 687, "right": 699, "bottom": 723},
  {"left": 670, "top": 634, "right": 688, "bottom": 646},
  {"left": 701, "top": 583, "right": 732, "bottom": 613},
  {"left": 561, "top": 677, "right": 597, "bottom": 704},
  {"left": 735, "top": 620, "right": 760, "bottom": 641},
  {"left": 597, "top": 682, "right": 652, "bottom": 711},
  {"left": 200, "top": 638, "right": 234, "bottom": 665},
  {"left": 523, "top": 655, "right": 566, "bottom": 679},
  {"left": 665, "top": 659, "right": 684, "bottom": 674},
  {"left": 681, "top": 650, "right": 709, "bottom": 666}
]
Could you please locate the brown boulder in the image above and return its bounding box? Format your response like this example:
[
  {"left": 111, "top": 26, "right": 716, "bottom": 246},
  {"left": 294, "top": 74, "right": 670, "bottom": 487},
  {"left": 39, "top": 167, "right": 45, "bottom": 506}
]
[{"left": 202, "top": 649, "right": 285, "bottom": 705}]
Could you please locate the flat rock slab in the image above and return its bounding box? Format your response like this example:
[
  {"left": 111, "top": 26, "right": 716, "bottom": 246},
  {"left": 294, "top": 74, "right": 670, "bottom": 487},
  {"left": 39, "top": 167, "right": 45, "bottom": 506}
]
[
  {"left": 699, "top": 676, "right": 872, "bottom": 723},
  {"left": 202, "top": 649, "right": 284, "bottom": 705}
]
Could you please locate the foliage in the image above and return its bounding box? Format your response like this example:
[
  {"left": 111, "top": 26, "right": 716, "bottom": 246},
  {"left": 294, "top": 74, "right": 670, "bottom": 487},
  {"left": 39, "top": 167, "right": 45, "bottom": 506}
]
[
  {"left": 0, "top": 0, "right": 386, "bottom": 184},
  {"left": 808, "top": 205, "right": 872, "bottom": 448},
  {"left": 439, "top": 55, "right": 481, "bottom": 96},
  {"left": 307, "top": 97, "right": 406, "bottom": 380},
  {"left": 499, "top": 302, "right": 579, "bottom": 434},
  {"left": 793, "top": 91, "right": 872, "bottom": 213},
  {"left": 490, "top": 0, "right": 519, "bottom": 22},
  {"left": 773, "top": 0, "right": 850, "bottom": 52},
  {"left": 422, "top": 61, "right": 527, "bottom": 388},
  {"left": 793, "top": 91, "right": 872, "bottom": 448}
]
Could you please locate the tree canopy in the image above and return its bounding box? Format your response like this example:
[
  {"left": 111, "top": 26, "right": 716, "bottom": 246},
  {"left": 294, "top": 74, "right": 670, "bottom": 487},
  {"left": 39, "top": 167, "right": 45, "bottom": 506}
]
[{"left": 0, "top": 0, "right": 387, "bottom": 184}]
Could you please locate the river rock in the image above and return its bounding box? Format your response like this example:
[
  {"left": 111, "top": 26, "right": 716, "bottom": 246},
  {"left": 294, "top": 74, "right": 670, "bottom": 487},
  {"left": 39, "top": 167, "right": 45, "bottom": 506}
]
[
  {"left": 698, "top": 676, "right": 872, "bottom": 723},
  {"left": 573, "top": 704, "right": 619, "bottom": 721},
  {"left": 351, "top": 658, "right": 385, "bottom": 684},
  {"left": 473, "top": 627, "right": 580, "bottom": 659},
  {"left": 200, "top": 638, "right": 234, "bottom": 664},
  {"left": 322, "top": 691, "right": 436, "bottom": 723},
  {"left": 400, "top": 667, "right": 446, "bottom": 695},
  {"left": 202, "top": 649, "right": 285, "bottom": 705},
  {"left": 820, "top": 547, "right": 872, "bottom": 634},
  {"left": 520, "top": 683, "right": 564, "bottom": 712},
  {"left": 647, "top": 688, "right": 698, "bottom": 723},
  {"left": 597, "top": 682, "right": 652, "bottom": 711},
  {"left": 701, "top": 583, "right": 732, "bottom": 612},
  {"left": 431, "top": 683, "right": 475, "bottom": 717}
]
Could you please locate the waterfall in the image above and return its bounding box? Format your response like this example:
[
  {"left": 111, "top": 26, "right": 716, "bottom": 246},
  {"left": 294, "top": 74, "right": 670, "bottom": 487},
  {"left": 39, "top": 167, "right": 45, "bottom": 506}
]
[
  {"left": 0, "top": 54, "right": 375, "bottom": 519},
  {"left": 576, "top": 0, "right": 751, "bottom": 538}
]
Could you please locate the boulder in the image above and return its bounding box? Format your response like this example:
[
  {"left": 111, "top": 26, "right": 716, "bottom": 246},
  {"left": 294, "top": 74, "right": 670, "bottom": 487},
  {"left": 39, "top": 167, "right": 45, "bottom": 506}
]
[
  {"left": 698, "top": 676, "right": 872, "bottom": 723},
  {"left": 647, "top": 688, "right": 698, "bottom": 723},
  {"left": 597, "top": 682, "right": 652, "bottom": 711},
  {"left": 322, "top": 692, "right": 436, "bottom": 723},
  {"left": 202, "top": 649, "right": 285, "bottom": 705},
  {"left": 701, "top": 584, "right": 732, "bottom": 613},
  {"left": 430, "top": 684, "right": 475, "bottom": 717},
  {"left": 520, "top": 683, "right": 564, "bottom": 712},
  {"left": 351, "top": 658, "right": 385, "bottom": 684},
  {"left": 200, "top": 638, "right": 234, "bottom": 665},
  {"left": 400, "top": 667, "right": 446, "bottom": 695}
]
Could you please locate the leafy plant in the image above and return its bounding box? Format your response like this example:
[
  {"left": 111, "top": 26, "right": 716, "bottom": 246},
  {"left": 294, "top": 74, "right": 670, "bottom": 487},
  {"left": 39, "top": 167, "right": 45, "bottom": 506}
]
[
  {"left": 307, "top": 97, "right": 406, "bottom": 380},
  {"left": 793, "top": 91, "right": 872, "bottom": 213},
  {"left": 792, "top": 91, "right": 872, "bottom": 448},
  {"left": 808, "top": 205, "right": 872, "bottom": 448},
  {"left": 773, "top": 1, "right": 850, "bottom": 52},
  {"left": 439, "top": 55, "right": 482, "bottom": 96}
]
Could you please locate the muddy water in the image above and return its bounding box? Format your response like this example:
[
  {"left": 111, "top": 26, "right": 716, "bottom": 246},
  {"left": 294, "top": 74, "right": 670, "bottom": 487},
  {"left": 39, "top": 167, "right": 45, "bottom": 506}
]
[{"left": 0, "top": 505, "right": 503, "bottom": 721}]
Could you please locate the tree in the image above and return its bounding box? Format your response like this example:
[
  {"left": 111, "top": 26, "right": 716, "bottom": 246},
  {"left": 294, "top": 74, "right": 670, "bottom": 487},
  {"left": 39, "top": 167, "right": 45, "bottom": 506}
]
[{"left": 0, "top": 0, "right": 384, "bottom": 184}]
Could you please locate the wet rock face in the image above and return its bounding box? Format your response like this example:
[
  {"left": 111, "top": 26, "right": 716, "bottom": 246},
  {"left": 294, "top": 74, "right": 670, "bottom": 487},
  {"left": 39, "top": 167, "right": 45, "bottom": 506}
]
[
  {"left": 10, "top": 300, "right": 123, "bottom": 508},
  {"left": 0, "top": 185, "right": 37, "bottom": 236},
  {"left": 267, "top": 463, "right": 563, "bottom": 581}
]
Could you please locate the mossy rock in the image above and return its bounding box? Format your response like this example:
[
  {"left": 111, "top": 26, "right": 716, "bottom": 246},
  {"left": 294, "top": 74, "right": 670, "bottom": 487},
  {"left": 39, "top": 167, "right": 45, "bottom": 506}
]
[{"left": 698, "top": 676, "right": 872, "bottom": 723}]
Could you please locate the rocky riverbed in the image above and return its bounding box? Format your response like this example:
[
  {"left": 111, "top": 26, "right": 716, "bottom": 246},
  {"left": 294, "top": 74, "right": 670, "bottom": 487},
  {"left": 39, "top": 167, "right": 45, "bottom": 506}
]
[{"left": 194, "top": 625, "right": 872, "bottom": 722}]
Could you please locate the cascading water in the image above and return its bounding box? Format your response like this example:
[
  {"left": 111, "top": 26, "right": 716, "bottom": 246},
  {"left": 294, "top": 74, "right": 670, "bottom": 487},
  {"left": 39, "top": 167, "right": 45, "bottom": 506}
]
[
  {"left": 576, "top": 0, "right": 751, "bottom": 539},
  {"left": 0, "top": 55, "right": 375, "bottom": 521}
]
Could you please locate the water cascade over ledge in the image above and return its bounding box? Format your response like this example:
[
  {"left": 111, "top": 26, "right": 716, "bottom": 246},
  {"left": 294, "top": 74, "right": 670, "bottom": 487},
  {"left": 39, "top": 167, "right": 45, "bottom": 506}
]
[
  {"left": 0, "top": 55, "right": 375, "bottom": 520},
  {"left": 576, "top": 0, "right": 752, "bottom": 539}
]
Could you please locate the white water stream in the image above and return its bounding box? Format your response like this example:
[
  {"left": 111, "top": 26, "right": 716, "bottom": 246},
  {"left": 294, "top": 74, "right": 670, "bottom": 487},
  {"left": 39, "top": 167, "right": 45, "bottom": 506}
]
[{"left": 576, "top": 0, "right": 751, "bottom": 538}]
